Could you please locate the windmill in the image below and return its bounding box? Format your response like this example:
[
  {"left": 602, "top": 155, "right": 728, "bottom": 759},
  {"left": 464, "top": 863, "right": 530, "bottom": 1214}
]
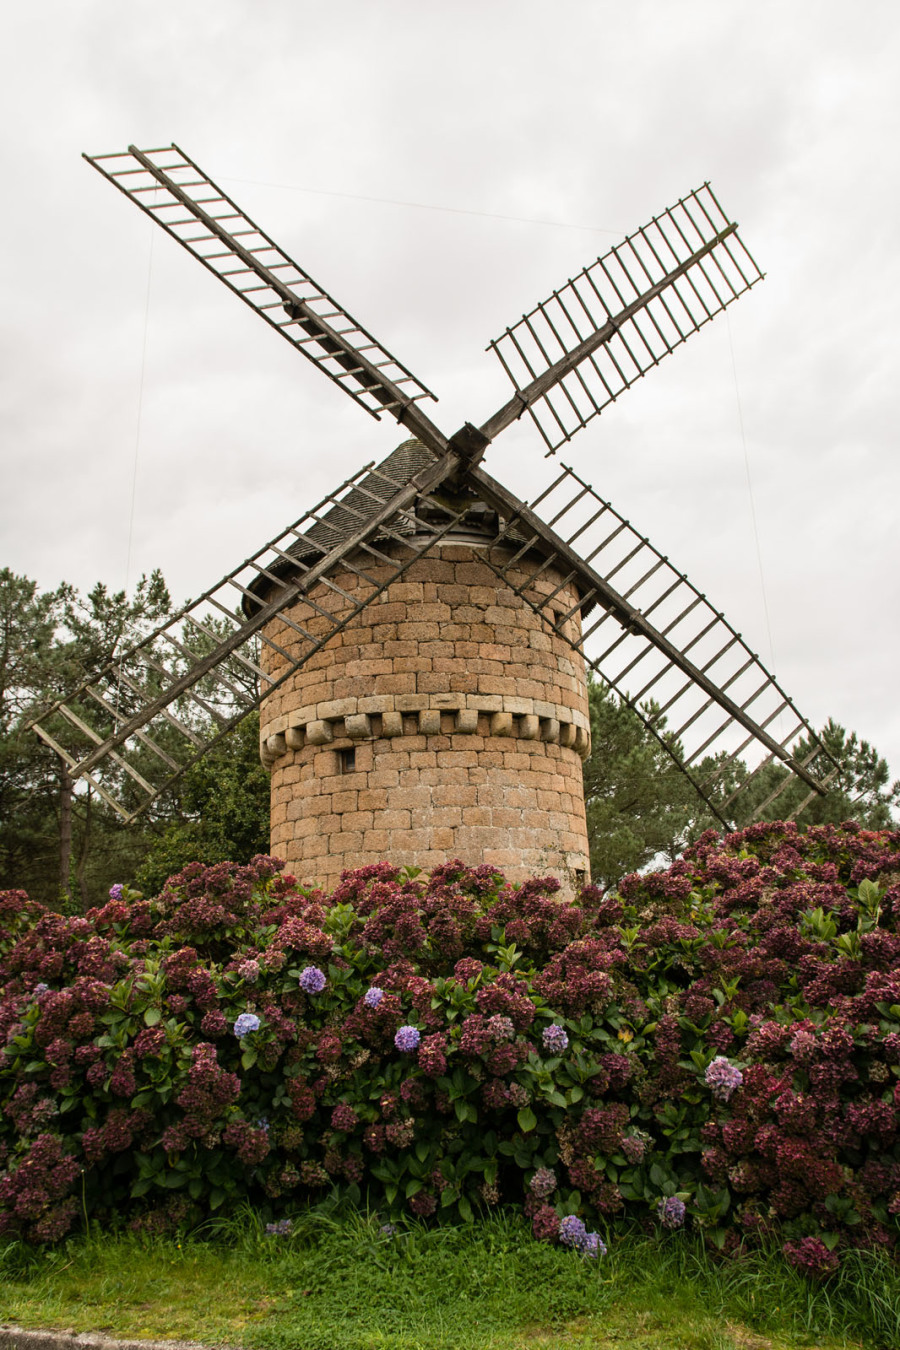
[{"left": 32, "top": 144, "right": 838, "bottom": 890}]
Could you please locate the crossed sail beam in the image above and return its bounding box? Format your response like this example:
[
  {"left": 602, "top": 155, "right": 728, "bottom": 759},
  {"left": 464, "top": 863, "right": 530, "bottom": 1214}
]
[
  {"left": 30, "top": 449, "right": 468, "bottom": 819},
  {"left": 464, "top": 461, "right": 836, "bottom": 823},
  {"left": 53, "top": 145, "right": 834, "bottom": 826}
]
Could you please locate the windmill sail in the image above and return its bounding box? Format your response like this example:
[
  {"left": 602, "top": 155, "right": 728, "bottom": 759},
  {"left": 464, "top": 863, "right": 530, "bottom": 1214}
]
[
  {"left": 30, "top": 448, "right": 465, "bottom": 820},
  {"left": 84, "top": 144, "right": 449, "bottom": 456},
  {"left": 466, "top": 462, "right": 839, "bottom": 825},
  {"left": 481, "top": 184, "right": 763, "bottom": 454},
  {"left": 45, "top": 147, "right": 836, "bottom": 834}
]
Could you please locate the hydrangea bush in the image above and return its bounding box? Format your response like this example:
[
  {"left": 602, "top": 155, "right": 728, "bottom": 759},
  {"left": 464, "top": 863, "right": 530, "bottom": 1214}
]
[{"left": 2, "top": 821, "right": 900, "bottom": 1277}]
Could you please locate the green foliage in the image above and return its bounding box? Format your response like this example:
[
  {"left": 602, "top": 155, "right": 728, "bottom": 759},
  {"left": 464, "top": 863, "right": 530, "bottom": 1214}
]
[
  {"left": 134, "top": 713, "right": 270, "bottom": 896},
  {"left": 0, "top": 567, "right": 270, "bottom": 909},
  {"left": 0, "top": 569, "right": 70, "bottom": 898},
  {"left": 582, "top": 678, "right": 712, "bottom": 888},
  {"left": 582, "top": 676, "right": 899, "bottom": 891}
]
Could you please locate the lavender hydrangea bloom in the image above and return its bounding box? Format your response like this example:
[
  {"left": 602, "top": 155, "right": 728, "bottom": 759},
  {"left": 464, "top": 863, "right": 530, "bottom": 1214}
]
[
  {"left": 657, "top": 1196, "right": 686, "bottom": 1229},
  {"left": 238, "top": 958, "right": 260, "bottom": 984},
  {"left": 542, "top": 1023, "right": 569, "bottom": 1053},
  {"left": 33, "top": 983, "right": 49, "bottom": 997},
  {"left": 558, "top": 1215, "right": 588, "bottom": 1248},
  {"left": 394, "top": 1025, "right": 421, "bottom": 1052},
  {"left": 233, "top": 1012, "right": 261, "bottom": 1038},
  {"left": 299, "top": 966, "right": 326, "bottom": 994},
  {"left": 108, "top": 883, "right": 124, "bottom": 901},
  {"left": 582, "top": 1231, "right": 607, "bottom": 1259},
  {"left": 265, "top": 1219, "right": 293, "bottom": 1236},
  {"left": 704, "top": 1056, "right": 743, "bottom": 1103},
  {"left": 364, "top": 987, "right": 384, "bottom": 1008}
]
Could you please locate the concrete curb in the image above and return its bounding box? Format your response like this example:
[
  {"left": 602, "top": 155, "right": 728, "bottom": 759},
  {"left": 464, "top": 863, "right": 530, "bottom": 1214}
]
[{"left": 0, "top": 1329, "right": 231, "bottom": 1350}]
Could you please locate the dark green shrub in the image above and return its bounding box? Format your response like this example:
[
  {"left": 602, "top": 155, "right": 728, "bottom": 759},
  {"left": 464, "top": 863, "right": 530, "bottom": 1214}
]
[{"left": 2, "top": 821, "right": 899, "bottom": 1276}]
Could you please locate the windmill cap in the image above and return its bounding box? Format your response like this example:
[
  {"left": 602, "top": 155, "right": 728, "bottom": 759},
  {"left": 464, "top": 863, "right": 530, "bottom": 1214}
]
[{"left": 242, "top": 438, "right": 591, "bottom": 616}]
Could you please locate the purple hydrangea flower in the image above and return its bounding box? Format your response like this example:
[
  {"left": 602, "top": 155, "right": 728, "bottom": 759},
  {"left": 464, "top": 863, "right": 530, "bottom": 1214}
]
[
  {"left": 582, "top": 1231, "right": 607, "bottom": 1259},
  {"left": 704, "top": 1056, "right": 743, "bottom": 1103},
  {"left": 558, "top": 1215, "right": 588, "bottom": 1248},
  {"left": 379, "top": 1222, "right": 398, "bottom": 1237},
  {"left": 299, "top": 966, "right": 326, "bottom": 995},
  {"left": 657, "top": 1196, "right": 686, "bottom": 1229},
  {"left": 485, "top": 1015, "right": 516, "bottom": 1042},
  {"left": 33, "top": 983, "right": 49, "bottom": 997},
  {"left": 238, "top": 958, "right": 260, "bottom": 984},
  {"left": 364, "top": 987, "right": 384, "bottom": 1008},
  {"left": 542, "top": 1023, "right": 569, "bottom": 1054},
  {"left": 394, "top": 1025, "right": 421, "bottom": 1052},
  {"left": 265, "top": 1219, "right": 293, "bottom": 1237},
  {"left": 108, "top": 883, "right": 124, "bottom": 901},
  {"left": 529, "top": 1167, "right": 557, "bottom": 1199},
  {"left": 233, "top": 1012, "right": 261, "bottom": 1038},
  {"left": 789, "top": 1029, "right": 817, "bottom": 1062},
  {"left": 622, "top": 1134, "right": 646, "bottom": 1165}
]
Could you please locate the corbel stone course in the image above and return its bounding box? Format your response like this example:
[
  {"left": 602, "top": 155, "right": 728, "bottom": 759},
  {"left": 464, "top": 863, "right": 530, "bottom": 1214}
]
[{"left": 306, "top": 720, "right": 334, "bottom": 746}]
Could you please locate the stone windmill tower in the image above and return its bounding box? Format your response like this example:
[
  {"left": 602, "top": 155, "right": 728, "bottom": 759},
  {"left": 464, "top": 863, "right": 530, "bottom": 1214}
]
[
  {"left": 33, "top": 145, "right": 839, "bottom": 892},
  {"left": 254, "top": 439, "right": 595, "bottom": 888}
]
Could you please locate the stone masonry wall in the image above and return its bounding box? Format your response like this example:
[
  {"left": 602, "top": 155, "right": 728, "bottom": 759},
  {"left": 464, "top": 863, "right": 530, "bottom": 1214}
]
[{"left": 258, "top": 542, "right": 591, "bottom": 892}]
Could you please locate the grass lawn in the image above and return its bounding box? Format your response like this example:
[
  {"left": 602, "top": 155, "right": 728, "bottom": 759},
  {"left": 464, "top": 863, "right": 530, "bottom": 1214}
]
[{"left": 2, "top": 1212, "right": 896, "bottom": 1350}]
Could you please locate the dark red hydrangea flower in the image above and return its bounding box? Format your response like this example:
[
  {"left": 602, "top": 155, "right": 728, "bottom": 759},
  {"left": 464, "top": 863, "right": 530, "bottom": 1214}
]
[
  {"left": 67, "top": 1012, "right": 95, "bottom": 1039},
  {"left": 531, "top": 1204, "right": 561, "bottom": 1242},
  {"left": 175, "top": 1042, "right": 240, "bottom": 1131},
  {"left": 287, "top": 1079, "right": 316, "bottom": 1121},
  {"left": 476, "top": 973, "right": 535, "bottom": 1029},
  {"left": 482, "top": 1078, "right": 511, "bottom": 1109},
  {"left": 453, "top": 958, "right": 484, "bottom": 984},
  {"left": 330, "top": 1102, "right": 359, "bottom": 1132},
  {"left": 485, "top": 1041, "right": 528, "bottom": 1076},
  {"left": 576, "top": 1104, "right": 628, "bottom": 1154},
  {"left": 200, "top": 1009, "right": 227, "bottom": 1038},
  {"left": 222, "top": 1119, "right": 270, "bottom": 1165},
  {"left": 418, "top": 1032, "right": 449, "bottom": 1077},
  {"left": 363, "top": 1124, "right": 386, "bottom": 1152},
  {"left": 408, "top": 1190, "right": 437, "bottom": 1217},
  {"left": 109, "top": 1052, "right": 137, "bottom": 1098},
  {"left": 783, "top": 1236, "right": 840, "bottom": 1279},
  {"left": 315, "top": 1031, "right": 343, "bottom": 1063},
  {"left": 133, "top": 1026, "right": 166, "bottom": 1059},
  {"left": 81, "top": 1125, "right": 106, "bottom": 1166},
  {"left": 0, "top": 1133, "right": 80, "bottom": 1242}
]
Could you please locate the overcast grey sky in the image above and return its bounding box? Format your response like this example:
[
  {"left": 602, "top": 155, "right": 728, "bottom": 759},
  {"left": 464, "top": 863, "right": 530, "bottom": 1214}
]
[{"left": 2, "top": 1, "right": 899, "bottom": 778}]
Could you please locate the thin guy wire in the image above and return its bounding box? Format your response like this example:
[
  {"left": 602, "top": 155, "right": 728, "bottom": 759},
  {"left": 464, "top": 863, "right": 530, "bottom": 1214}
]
[{"left": 726, "top": 310, "right": 777, "bottom": 676}]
